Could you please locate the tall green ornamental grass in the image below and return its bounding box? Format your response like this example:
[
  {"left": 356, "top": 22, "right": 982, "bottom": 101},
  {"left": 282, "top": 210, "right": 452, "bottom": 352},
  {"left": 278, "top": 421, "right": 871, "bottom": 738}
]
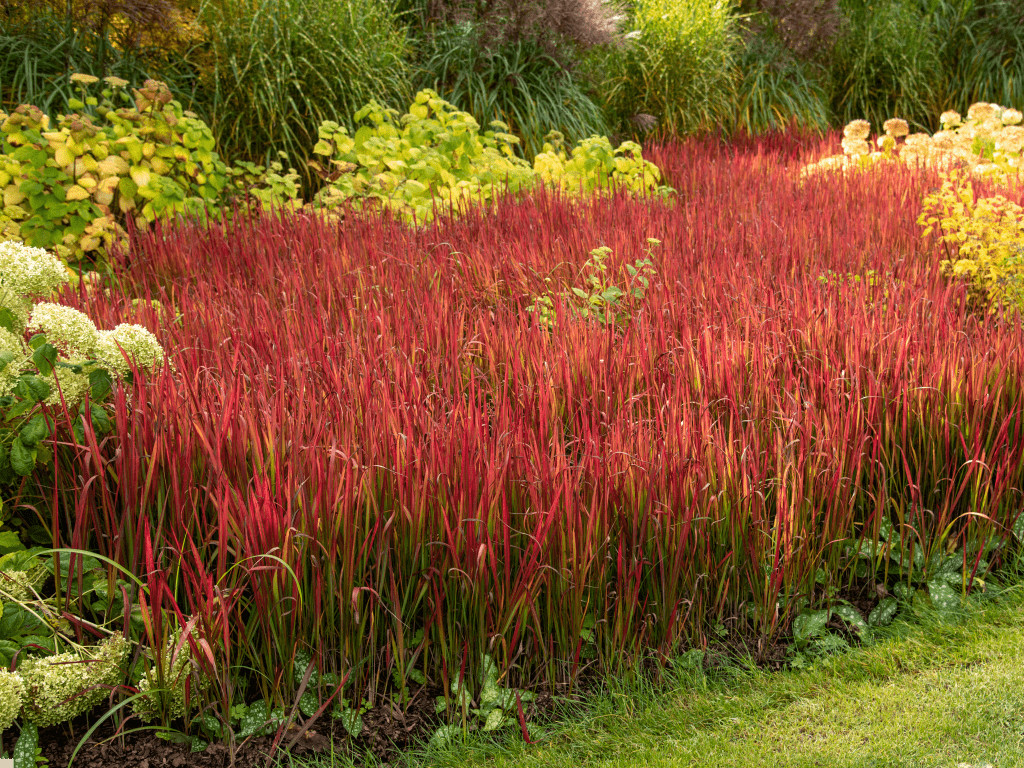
[
  {"left": 0, "top": 10, "right": 197, "bottom": 115},
  {"left": 729, "top": 19, "right": 831, "bottom": 135},
  {"left": 594, "top": 0, "right": 741, "bottom": 138},
  {"left": 193, "top": 0, "right": 411, "bottom": 184},
  {"left": 828, "top": 0, "right": 944, "bottom": 130},
  {"left": 931, "top": 0, "right": 1024, "bottom": 118},
  {"left": 416, "top": 23, "right": 608, "bottom": 158}
]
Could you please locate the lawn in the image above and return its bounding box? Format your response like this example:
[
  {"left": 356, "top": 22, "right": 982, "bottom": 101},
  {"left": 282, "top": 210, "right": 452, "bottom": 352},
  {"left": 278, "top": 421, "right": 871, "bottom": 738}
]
[{"left": 403, "top": 586, "right": 1024, "bottom": 768}]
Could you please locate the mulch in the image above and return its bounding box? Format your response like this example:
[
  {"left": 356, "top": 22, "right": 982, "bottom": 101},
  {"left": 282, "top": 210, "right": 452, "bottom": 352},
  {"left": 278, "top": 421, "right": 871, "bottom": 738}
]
[{"left": 34, "top": 686, "right": 443, "bottom": 768}]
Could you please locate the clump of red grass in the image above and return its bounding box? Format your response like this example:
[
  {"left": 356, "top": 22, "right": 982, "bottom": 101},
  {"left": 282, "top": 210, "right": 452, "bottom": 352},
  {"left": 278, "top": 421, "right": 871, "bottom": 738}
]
[{"left": 54, "top": 136, "right": 1024, "bottom": 731}]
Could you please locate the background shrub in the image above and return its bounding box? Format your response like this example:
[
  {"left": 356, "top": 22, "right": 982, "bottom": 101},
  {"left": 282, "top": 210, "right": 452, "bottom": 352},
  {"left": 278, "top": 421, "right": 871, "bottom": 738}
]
[
  {"left": 932, "top": 0, "right": 1024, "bottom": 115},
  {"left": 0, "top": 1, "right": 200, "bottom": 116},
  {"left": 729, "top": 18, "right": 831, "bottom": 135},
  {"left": 410, "top": 0, "right": 620, "bottom": 50}
]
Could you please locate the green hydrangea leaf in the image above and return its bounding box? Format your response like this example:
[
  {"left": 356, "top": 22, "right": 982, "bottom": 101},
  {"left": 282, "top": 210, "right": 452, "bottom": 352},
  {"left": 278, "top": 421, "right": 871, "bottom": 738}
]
[
  {"left": 89, "top": 368, "right": 113, "bottom": 401},
  {"left": 9, "top": 437, "right": 36, "bottom": 476},
  {"left": 18, "top": 413, "right": 51, "bottom": 447},
  {"left": 0, "top": 530, "right": 24, "bottom": 555}
]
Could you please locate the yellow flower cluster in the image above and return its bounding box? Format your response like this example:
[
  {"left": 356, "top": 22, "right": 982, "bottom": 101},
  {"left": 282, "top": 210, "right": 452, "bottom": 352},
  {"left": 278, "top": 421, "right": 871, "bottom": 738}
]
[{"left": 801, "top": 103, "right": 1024, "bottom": 179}]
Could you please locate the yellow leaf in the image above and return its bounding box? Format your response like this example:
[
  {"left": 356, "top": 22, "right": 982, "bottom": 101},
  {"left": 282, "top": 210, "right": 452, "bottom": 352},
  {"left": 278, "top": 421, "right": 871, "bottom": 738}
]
[{"left": 66, "top": 184, "right": 90, "bottom": 201}]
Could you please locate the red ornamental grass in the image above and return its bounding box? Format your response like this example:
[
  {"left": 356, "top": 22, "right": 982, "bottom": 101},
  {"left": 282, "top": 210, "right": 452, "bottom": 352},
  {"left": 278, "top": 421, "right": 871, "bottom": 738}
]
[{"left": 56, "top": 137, "right": 1024, "bottom": 720}]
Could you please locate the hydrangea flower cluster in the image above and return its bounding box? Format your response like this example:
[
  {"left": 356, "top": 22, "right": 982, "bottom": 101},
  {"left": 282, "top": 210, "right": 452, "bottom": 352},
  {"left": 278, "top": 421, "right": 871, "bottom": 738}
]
[
  {"left": 134, "top": 628, "right": 211, "bottom": 722},
  {"left": 0, "top": 240, "right": 164, "bottom": 406},
  {"left": 0, "top": 563, "right": 49, "bottom": 602},
  {"left": 0, "top": 669, "right": 25, "bottom": 732},
  {"left": 17, "top": 634, "right": 129, "bottom": 728},
  {"left": 0, "top": 240, "right": 67, "bottom": 330},
  {"left": 802, "top": 103, "right": 1024, "bottom": 179}
]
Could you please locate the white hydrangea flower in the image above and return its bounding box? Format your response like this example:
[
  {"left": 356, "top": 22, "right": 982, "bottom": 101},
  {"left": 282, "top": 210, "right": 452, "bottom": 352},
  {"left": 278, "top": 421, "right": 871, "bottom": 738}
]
[
  {"left": 0, "top": 669, "right": 24, "bottom": 732},
  {"left": 26, "top": 302, "right": 98, "bottom": 359},
  {"left": 94, "top": 324, "right": 164, "bottom": 376},
  {"left": 940, "top": 110, "right": 962, "bottom": 129},
  {"left": 1003, "top": 108, "right": 1024, "bottom": 126},
  {"left": 883, "top": 118, "right": 909, "bottom": 138},
  {"left": 44, "top": 367, "right": 91, "bottom": 407},
  {"left": 0, "top": 327, "right": 28, "bottom": 397},
  {"left": 842, "top": 120, "right": 871, "bottom": 141},
  {"left": 0, "top": 565, "right": 48, "bottom": 602},
  {"left": 0, "top": 327, "right": 25, "bottom": 357},
  {"left": 19, "top": 634, "right": 129, "bottom": 728},
  {"left": 0, "top": 241, "right": 67, "bottom": 303},
  {"left": 967, "top": 102, "right": 999, "bottom": 122}
]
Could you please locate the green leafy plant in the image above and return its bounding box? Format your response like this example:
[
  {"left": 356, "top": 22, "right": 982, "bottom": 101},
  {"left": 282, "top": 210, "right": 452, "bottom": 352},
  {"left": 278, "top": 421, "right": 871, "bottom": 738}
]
[
  {"left": 848, "top": 516, "right": 989, "bottom": 618},
  {"left": 430, "top": 653, "right": 535, "bottom": 748},
  {"left": 528, "top": 240, "right": 660, "bottom": 330}
]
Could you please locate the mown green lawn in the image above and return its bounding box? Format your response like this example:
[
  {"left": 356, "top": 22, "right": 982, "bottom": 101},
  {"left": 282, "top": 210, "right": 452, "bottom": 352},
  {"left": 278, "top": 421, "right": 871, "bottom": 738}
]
[{"left": 329, "top": 587, "right": 1024, "bottom": 768}]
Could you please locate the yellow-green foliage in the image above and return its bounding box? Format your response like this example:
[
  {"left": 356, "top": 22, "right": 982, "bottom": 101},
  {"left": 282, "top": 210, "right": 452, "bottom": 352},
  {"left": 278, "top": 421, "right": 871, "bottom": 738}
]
[
  {"left": 312, "top": 90, "right": 666, "bottom": 223},
  {"left": 0, "top": 76, "right": 299, "bottom": 268},
  {"left": 533, "top": 133, "right": 663, "bottom": 198},
  {"left": 312, "top": 90, "right": 535, "bottom": 222},
  {"left": 919, "top": 170, "right": 1024, "bottom": 313}
]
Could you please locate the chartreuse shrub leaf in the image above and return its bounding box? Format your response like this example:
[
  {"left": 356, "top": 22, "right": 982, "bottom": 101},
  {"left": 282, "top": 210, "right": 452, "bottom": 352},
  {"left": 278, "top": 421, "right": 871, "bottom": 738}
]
[
  {"left": 1, "top": 78, "right": 300, "bottom": 268},
  {"left": 312, "top": 90, "right": 666, "bottom": 223}
]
